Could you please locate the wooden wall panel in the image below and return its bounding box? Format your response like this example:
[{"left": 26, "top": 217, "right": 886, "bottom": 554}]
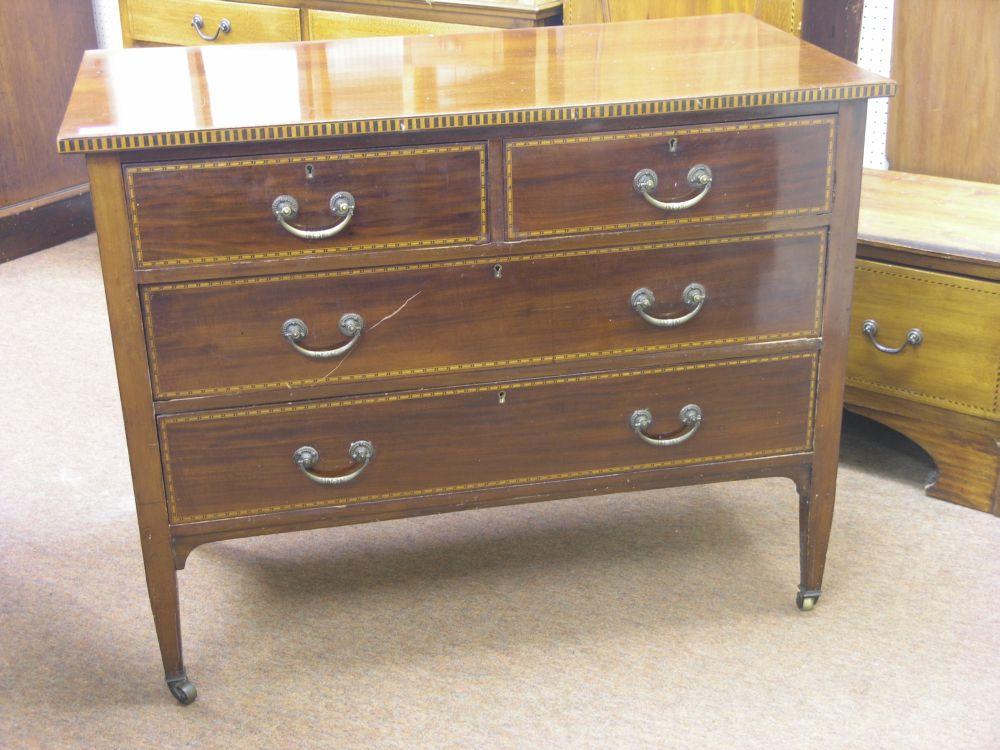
[
  {"left": 887, "top": 0, "right": 999, "bottom": 183},
  {"left": 0, "top": 0, "right": 94, "bottom": 208},
  {"left": 0, "top": 0, "right": 97, "bottom": 261}
]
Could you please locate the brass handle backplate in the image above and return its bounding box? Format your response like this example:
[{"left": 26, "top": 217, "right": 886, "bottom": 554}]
[
  {"left": 861, "top": 319, "right": 923, "bottom": 354},
  {"left": 634, "top": 164, "right": 713, "bottom": 211},
  {"left": 191, "top": 14, "right": 232, "bottom": 41},
  {"left": 272, "top": 192, "right": 355, "bottom": 240},
  {"left": 293, "top": 441, "right": 374, "bottom": 486},
  {"left": 630, "top": 405, "right": 702, "bottom": 447},
  {"left": 631, "top": 283, "right": 706, "bottom": 328},
  {"left": 282, "top": 313, "right": 364, "bottom": 359}
]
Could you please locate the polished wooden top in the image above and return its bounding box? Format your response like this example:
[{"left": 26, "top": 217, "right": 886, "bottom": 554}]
[
  {"left": 858, "top": 169, "right": 1000, "bottom": 269},
  {"left": 59, "top": 14, "right": 892, "bottom": 154}
]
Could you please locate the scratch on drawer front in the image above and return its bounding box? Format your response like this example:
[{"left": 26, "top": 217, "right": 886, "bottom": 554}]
[
  {"left": 322, "top": 290, "right": 424, "bottom": 378},
  {"left": 370, "top": 291, "right": 423, "bottom": 331}
]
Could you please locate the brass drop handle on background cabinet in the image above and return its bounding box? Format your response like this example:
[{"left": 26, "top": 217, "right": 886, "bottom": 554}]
[
  {"left": 630, "top": 404, "right": 703, "bottom": 446},
  {"left": 282, "top": 314, "right": 365, "bottom": 359},
  {"left": 861, "top": 319, "right": 924, "bottom": 354},
  {"left": 191, "top": 14, "right": 231, "bottom": 41},
  {"left": 631, "top": 283, "right": 706, "bottom": 327},
  {"left": 633, "top": 164, "right": 713, "bottom": 211},
  {"left": 293, "top": 441, "right": 375, "bottom": 485},
  {"left": 272, "top": 192, "right": 356, "bottom": 240}
]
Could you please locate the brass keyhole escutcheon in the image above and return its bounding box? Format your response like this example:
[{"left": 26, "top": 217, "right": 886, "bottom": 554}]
[{"left": 493, "top": 263, "right": 503, "bottom": 279}]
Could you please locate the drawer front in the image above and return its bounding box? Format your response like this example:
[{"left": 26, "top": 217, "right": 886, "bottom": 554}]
[
  {"left": 307, "top": 9, "right": 492, "bottom": 39},
  {"left": 127, "top": 0, "right": 301, "bottom": 46},
  {"left": 160, "top": 353, "right": 817, "bottom": 522},
  {"left": 847, "top": 260, "right": 1000, "bottom": 419},
  {"left": 126, "top": 144, "right": 487, "bottom": 268},
  {"left": 506, "top": 117, "right": 835, "bottom": 239},
  {"left": 143, "top": 231, "right": 825, "bottom": 399}
]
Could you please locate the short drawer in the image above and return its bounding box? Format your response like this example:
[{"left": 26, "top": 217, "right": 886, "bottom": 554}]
[
  {"left": 159, "top": 353, "right": 817, "bottom": 522},
  {"left": 307, "top": 9, "right": 492, "bottom": 40},
  {"left": 847, "top": 260, "right": 1000, "bottom": 419},
  {"left": 125, "top": 144, "right": 487, "bottom": 268},
  {"left": 143, "top": 231, "right": 825, "bottom": 399},
  {"left": 126, "top": 0, "right": 301, "bottom": 46},
  {"left": 505, "top": 116, "right": 835, "bottom": 239}
]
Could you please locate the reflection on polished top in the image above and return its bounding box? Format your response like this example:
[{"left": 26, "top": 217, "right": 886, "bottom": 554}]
[{"left": 58, "top": 14, "right": 892, "bottom": 154}]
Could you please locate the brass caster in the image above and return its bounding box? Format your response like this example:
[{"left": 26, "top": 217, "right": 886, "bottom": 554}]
[
  {"left": 796, "top": 589, "right": 821, "bottom": 611},
  {"left": 167, "top": 675, "right": 197, "bottom": 705}
]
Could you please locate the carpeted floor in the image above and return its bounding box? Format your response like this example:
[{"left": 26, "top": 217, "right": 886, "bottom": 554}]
[{"left": 1, "top": 235, "right": 998, "bottom": 750}]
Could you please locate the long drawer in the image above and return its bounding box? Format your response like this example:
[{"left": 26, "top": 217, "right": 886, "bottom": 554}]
[
  {"left": 307, "top": 9, "right": 492, "bottom": 39},
  {"left": 505, "top": 116, "right": 835, "bottom": 239},
  {"left": 126, "top": 0, "right": 302, "bottom": 47},
  {"left": 160, "top": 353, "right": 817, "bottom": 522},
  {"left": 125, "top": 144, "right": 487, "bottom": 268},
  {"left": 143, "top": 231, "right": 825, "bottom": 399},
  {"left": 847, "top": 260, "right": 1000, "bottom": 419}
]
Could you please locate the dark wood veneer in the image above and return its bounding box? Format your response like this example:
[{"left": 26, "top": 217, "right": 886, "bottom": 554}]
[
  {"left": 143, "top": 231, "right": 825, "bottom": 400},
  {"left": 125, "top": 144, "right": 487, "bottom": 267},
  {"left": 161, "top": 354, "right": 816, "bottom": 523},
  {"left": 60, "top": 15, "right": 887, "bottom": 702},
  {"left": 505, "top": 117, "right": 834, "bottom": 238}
]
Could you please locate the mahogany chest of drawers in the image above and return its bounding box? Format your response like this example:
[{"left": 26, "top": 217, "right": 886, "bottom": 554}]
[{"left": 59, "top": 15, "right": 892, "bottom": 704}]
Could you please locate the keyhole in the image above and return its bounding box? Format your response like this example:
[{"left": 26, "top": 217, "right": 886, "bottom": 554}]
[
  {"left": 498, "top": 391, "right": 506, "bottom": 404},
  {"left": 305, "top": 164, "right": 315, "bottom": 181},
  {"left": 668, "top": 137, "right": 679, "bottom": 153},
  {"left": 493, "top": 263, "right": 503, "bottom": 279}
]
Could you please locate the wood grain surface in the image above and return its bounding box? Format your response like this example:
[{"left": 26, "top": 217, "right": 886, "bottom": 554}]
[
  {"left": 0, "top": 0, "right": 95, "bottom": 259},
  {"left": 887, "top": 0, "right": 999, "bottom": 182},
  {"left": 857, "top": 169, "right": 1000, "bottom": 276},
  {"left": 143, "top": 231, "right": 825, "bottom": 400},
  {"left": 563, "top": 0, "right": 802, "bottom": 33},
  {"left": 306, "top": 9, "right": 491, "bottom": 38},
  {"left": 58, "top": 15, "right": 892, "bottom": 154},
  {"left": 847, "top": 260, "right": 1000, "bottom": 420},
  {"left": 159, "top": 353, "right": 817, "bottom": 522},
  {"left": 125, "top": 144, "right": 486, "bottom": 267},
  {"left": 505, "top": 117, "right": 834, "bottom": 238},
  {"left": 125, "top": 0, "right": 302, "bottom": 46}
]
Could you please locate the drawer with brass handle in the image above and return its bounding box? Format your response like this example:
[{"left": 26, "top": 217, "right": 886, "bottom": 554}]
[
  {"left": 847, "top": 259, "right": 1000, "bottom": 419},
  {"left": 158, "top": 353, "right": 817, "bottom": 523},
  {"left": 505, "top": 116, "right": 835, "bottom": 239},
  {"left": 142, "top": 230, "right": 825, "bottom": 400},
  {"left": 124, "top": 0, "right": 301, "bottom": 47},
  {"left": 124, "top": 143, "right": 487, "bottom": 268}
]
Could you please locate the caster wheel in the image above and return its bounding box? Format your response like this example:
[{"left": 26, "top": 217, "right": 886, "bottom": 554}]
[
  {"left": 796, "top": 589, "right": 821, "bottom": 611},
  {"left": 167, "top": 676, "right": 198, "bottom": 705}
]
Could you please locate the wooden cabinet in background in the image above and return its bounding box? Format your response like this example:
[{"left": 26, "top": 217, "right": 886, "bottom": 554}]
[
  {"left": 0, "top": 0, "right": 97, "bottom": 262},
  {"left": 846, "top": 170, "right": 1000, "bottom": 515},
  {"left": 118, "top": 0, "right": 561, "bottom": 47},
  {"left": 561, "top": 0, "right": 865, "bottom": 61}
]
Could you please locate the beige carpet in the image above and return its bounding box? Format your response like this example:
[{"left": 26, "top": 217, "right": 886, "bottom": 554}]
[{"left": 1, "top": 235, "right": 998, "bottom": 750}]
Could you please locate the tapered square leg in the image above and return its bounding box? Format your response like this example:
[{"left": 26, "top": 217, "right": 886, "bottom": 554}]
[
  {"left": 797, "top": 466, "right": 836, "bottom": 611},
  {"left": 138, "top": 531, "right": 196, "bottom": 704}
]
